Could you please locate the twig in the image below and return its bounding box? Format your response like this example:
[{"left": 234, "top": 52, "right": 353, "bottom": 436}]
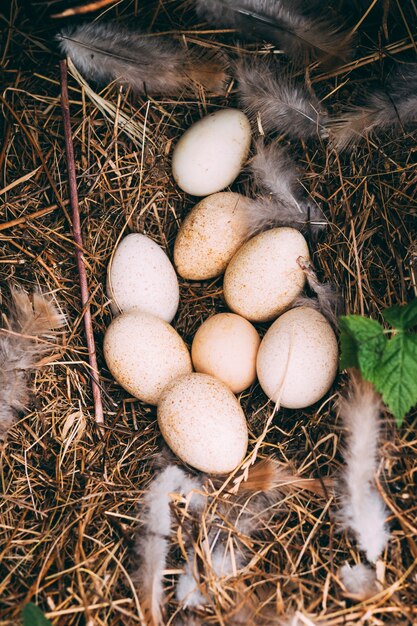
[
  {"left": 60, "top": 58, "right": 104, "bottom": 428},
  {"left": 0, "top": 202, "right": 65, "bottom": 232}
]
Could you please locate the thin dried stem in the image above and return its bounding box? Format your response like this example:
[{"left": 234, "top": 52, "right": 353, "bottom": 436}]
[{"left": 60, "top": 58, "right": 104, "bottom": 428}]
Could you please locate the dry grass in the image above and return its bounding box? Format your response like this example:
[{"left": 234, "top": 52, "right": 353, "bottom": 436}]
[{"left": 1, "top": 0, "right": 417, "bottom": 624}]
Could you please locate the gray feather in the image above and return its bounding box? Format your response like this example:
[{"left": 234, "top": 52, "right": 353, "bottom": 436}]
[
  {"left": 58, "top": 22, "right": 226, "bottom": 95},
  {"left": 236, "top": 59, "right": 327, "bottom": 140},
  {"left": 243, "top": 141, "right": 326, "bottom": 236},
  {"left": 195, "top": 0, "right": 353, "bottom": 66},
  {"left": 329, "top": 66, "right": 417, "bottom": 150}
]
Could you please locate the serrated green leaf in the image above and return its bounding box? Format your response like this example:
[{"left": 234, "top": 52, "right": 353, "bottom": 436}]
[
  {"left": 383, "top": 299, "right": 417, "bottom": 330},
  {"left": 22, "top": 603, "right": 52, "bottom": 626},
  {"left": 373, "top": 331, "right": 417, "bottom": 426},
  {"left": 339, "top": 315, "right": 386, "bottom": 378}
]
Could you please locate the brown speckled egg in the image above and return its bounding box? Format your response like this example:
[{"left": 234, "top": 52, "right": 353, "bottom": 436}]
[
  {"left": 223, "top": 227, "right": 309, "bottom": 322},
  {"left": 256, "top": 307, "right": 338, "bottom": 408},
  {"left": 191, "top": 313, "right": 260, "bottom": 393},
  {"left": 157, "top": 373, "right": 248, "bottom": 474},
  {"left": 107, "top": 233, "right": 179, "bottom": 322},
  {"left": 174, "top": 192, "right": 251, "bottom": 280},
  {"left": 104, "top": 311, "right": 192, "bottom": 405}
]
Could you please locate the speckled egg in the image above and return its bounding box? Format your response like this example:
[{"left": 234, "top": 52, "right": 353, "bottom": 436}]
[
  {"left": 256, "top": 307, "right": 338, "bottom": 408},
  {"left": 157, "top": 373, "right": 248, "bottom": 474},
  {"left": 172, "top": 109, "right": 251, "bottom": 196},
  {"left": 191, "top": 313, "right": 260, "bottom": 393},
  {"left": 174, "top": 192, "right": 251, "bottom": 280},
  {"left": 104, "top": 311, "right": 192, "bottom": 405},
  {"left": 223, "top": 227, "right": 309, "bottom": 322},
  {"left": 107, "top": 233, "right": 179, "bottom": 322}
]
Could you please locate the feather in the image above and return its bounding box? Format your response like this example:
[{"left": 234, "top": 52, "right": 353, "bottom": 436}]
[
  {"left": 295, "top": 257, "right": 342, "bottom": 328},
  {"left": 57, "top": 22, "right": 227, "bottom": 95},
  {"left": 242, "top": 141, "right": 326, "bottom": 236},
  {"left": 132, "top": 465, "right": 204, "bottom": 626},
  {"left": 236, "top": 60, "right": 327, "bottom": 140},
  {"left": 0, "top": 289, "right": 65, "bottom": 440},
  {"left": 329, "top": 66, "right": 417, "bottom": 151},
  {"left": 238, "top": 457, "right": 330, "bottom": 496},
  {"left": 337, "top": 374, "right": 390, "bottom": 563},
  {"left": 176, "top": 553, "right": 205, "bottom": 608},
  {"left": 339, "top": 562, "right": 379, "bottom": 599},
  {"left": 195, "top": 0, "right": 353, "bottom": 66}
]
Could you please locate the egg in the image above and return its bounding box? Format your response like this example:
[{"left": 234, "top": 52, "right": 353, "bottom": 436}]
[
  {"left": 104, "top": 311, "right": 192, "bottom": 405},
  {"left": 107, "top": 233, "right": 179, "bottom": 322},
  {"left": 172, "top": 109, "right": 251, "bottom": 196},
  {"left": 157, "top": 373, "right": 248, "bottom": 474},
  {"left": 256, "top": 307, "right": 338, "bottom": 409},
  {"left": 174, "top": 192, "right": 251, "bottom": 280},
  {"left": 191, "top": 313, "right": 260, "bottom": 393},
  {"left": 223, "top": 227, "right": 309, "bottom": 322}
]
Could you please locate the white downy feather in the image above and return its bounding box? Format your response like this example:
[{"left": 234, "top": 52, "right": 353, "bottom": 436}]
[
  {"left": 339, "top": 562, "right": 378, "bottom": 599},
  {"left": 338, "top": 375, "right": 390, "bottom": 563},
  {"left": 176, "top": 551, "right": 205, "bottom": 608},
  {"left": 133, "top": 465, "right": 204, "bottom": 625}
]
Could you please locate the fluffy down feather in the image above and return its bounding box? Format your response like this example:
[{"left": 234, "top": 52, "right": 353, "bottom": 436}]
[
  {"left": 337, "top": 374, "right": 390, "bottom": 563},
  {"left": 236, "top": 59, "right": 327, "bottom": 140},
  {"left": 58, "top": 22, "right": 226, "bottom": 95},
  {"left": 295, "top": 256, "right": 342, "bottom": 328},
  {"left": 339, "top": 562, "right": 379, "bottom": 599},
  {"left": 329, "top": 66, "right": 417, "bottom": 150},
  {"left": 242, "top": 141, "right": 326, "bottom": 236},
  {"left": 176, "top": 457, "right": 328, "bottom": 612},
  {"left": 195, "top": 0, "right": 353, "bottom": 66},
  {"left": 0, "top": 289, "right": 64, "bottom": 440},
  {"left": 132, "top": 465, "right": 203, "bottom": 626}
]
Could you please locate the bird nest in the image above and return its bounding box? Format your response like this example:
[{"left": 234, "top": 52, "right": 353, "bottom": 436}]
[{"left": 0, "top": 1, "right": 416, "bottom": 625}]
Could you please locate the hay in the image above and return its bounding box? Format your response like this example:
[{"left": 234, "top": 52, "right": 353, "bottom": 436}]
[{"left": 0, "top": 0, "right": 416, "bottom": 624}]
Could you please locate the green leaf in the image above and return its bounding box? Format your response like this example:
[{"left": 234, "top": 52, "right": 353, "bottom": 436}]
[
  {"left": 373, "top": 331, "right": 417, "bottom": 426},
  {"left": 383, "top": 299, "right": 417, "bottom": 330},
  {"left": 22, "top": 603, "right": 52, "bottom": 626},
  {"left": 339, "top": 315, "right": 387, "bottom": 379},
  {"left": 339, "top": 324, "right": 359, "bottom": 370}
]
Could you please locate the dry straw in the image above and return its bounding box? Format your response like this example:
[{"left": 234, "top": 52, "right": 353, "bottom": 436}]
[{"left": 0, "top": 0, "right": 416, "bottom": 624}]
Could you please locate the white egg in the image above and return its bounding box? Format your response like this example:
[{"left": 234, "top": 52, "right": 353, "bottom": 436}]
[
  {"left": 191, "top": 313, "right": 260, "bottom": 393},
  {"left": 223, "top": 227, "right": 309, "bottom": 322},
  {"left": 172, "top": 109, "right": 251, "bottom": 196},
  {"left": 256, "top": 307, "right": 339, "bottom": 409},
  {"left": 107, "top": 233, "right": 179, "bottom": 322},
  {"left": 174, "top": 192, "right": 251, "bottom": 280},
  {"left": 104, "top": 311, "right": 192, "bottom": 405},
  {"left": 157, "top": 373, "right": 248, "bottom": 474}
]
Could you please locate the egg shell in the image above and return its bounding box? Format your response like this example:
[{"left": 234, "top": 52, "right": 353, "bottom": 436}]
[
  {"left": 104, "top": 311, "right": 192, "bottom": 405},
  {"left": 174, "top": 192, "right": 251, "bottom": 280},
  {"left": 172, "top": 109, "right": 251, "bottom": 196},
  {"left": 223, "top": 227, "right": 309, "bottom": 322},
  {"left": 107, "top": 233, "right": 179, "bottom": 322},
  {"left": 157, "top": 373, "right": 248, "bottom": 474},
  {"left": 192, "top": 313, "right": 260, "bottom": 393},
  {"left": 256, "top": 306, "right": 338, "bottom": 409}
]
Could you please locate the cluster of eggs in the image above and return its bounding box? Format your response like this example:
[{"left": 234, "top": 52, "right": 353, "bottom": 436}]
[{"left": 104, "top": 109, "right": 339, "bottom": 476}]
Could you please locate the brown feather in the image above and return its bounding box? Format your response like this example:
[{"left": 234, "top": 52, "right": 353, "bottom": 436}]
[
  {"left": 239, "top": 458, "right": 330, "bottom": 496},
  {"left": 0, "top": 288, "right": 65, "bottom": 440}
]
